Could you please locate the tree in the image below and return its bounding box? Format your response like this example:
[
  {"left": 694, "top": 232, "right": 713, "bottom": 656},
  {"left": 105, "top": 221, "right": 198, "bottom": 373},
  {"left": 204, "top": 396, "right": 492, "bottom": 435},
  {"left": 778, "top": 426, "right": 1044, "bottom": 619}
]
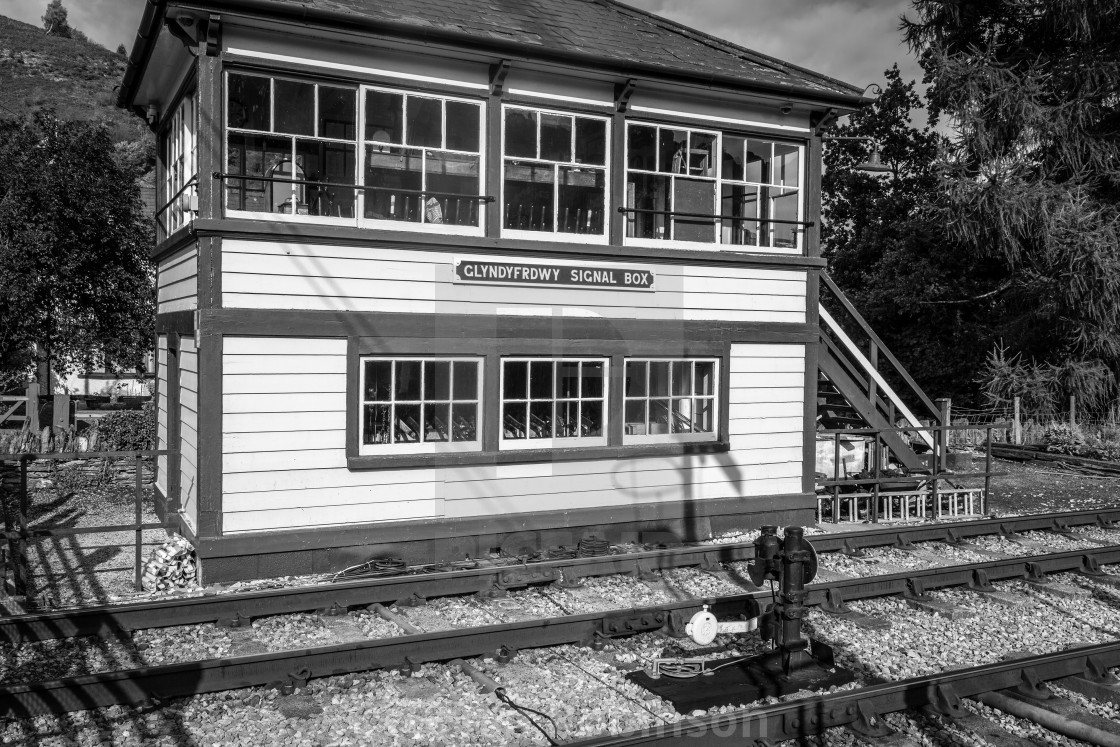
[
  {"left": 41, "top": 0, "right": 71, "bottom": 38},
  {"left": 903, "top": 0, "right": 1120, "bottom": 414},
  {"left": 0, "top": 112, "right": 154, "bottom": 389},
  {"left": 116, "top": 43, "right": 127, "bottom": 56},
  {"left": 822, "top": 65, "right": 1009, "bottom": 404}
]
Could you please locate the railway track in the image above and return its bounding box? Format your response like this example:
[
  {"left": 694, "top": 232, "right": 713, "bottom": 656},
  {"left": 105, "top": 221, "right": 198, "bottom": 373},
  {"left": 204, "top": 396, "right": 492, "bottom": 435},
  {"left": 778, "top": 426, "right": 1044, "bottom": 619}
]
[
  {"left": 4, "top": 506, "right": 1119, "bottom": 646},
  {"left": 4, "top": 535, "right": 1120, "bottom": 721}
]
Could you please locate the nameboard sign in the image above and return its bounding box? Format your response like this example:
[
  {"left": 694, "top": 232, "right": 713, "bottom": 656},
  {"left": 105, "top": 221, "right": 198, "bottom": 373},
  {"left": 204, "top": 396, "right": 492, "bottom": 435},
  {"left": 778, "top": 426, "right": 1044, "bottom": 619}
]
[{"left": 455, "top": 260, "right": 654, "bottom": 291}]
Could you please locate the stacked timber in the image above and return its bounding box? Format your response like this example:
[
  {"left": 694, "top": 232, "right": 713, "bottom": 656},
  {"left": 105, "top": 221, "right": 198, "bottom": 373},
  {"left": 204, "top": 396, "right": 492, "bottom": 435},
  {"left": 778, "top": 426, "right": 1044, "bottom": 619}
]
[{"left": 989, "top": 442, "right": 1120, "bottom": 476}]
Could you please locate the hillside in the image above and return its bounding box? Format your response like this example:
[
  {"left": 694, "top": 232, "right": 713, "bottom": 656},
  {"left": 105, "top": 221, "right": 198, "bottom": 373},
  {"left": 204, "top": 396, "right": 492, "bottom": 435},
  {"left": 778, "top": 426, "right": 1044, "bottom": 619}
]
[{"left": 0, "top": 14, "right": 154, "bottom": 196}]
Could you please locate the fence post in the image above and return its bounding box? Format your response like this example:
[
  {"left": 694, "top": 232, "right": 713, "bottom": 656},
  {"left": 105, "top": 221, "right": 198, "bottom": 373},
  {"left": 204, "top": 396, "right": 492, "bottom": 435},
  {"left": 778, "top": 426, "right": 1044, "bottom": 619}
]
[
  {"left": 135, "top": 454, "right": 144, "bottom": 591},
  {"left": 1013, "top": 396, "right": 1022, "bottom": 445},
  {"left": 25, "top": 382, "right": 39, "bottom": 433},
  {"left": 15, "top": 456, "right": 29, "bottom": 596},
  {"left": 984, "top": 426, "right": 993, "bottom": 516},
  {"left": 1070, "top": 395, "right": 1077, "bottom": 430}
]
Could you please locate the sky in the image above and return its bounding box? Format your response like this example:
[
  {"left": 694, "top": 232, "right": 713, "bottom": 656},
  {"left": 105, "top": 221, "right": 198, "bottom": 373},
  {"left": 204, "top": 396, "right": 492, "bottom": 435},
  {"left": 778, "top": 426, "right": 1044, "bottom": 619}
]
[{"left": 0, "top": 0, "right": 926, "bottom": 94}]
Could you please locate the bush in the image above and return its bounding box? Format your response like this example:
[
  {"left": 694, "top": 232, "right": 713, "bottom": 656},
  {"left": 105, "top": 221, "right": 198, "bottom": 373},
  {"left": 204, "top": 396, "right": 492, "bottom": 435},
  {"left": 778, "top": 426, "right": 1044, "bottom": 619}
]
[
  {"left": 94, "top": 399, "right": 155, "bottom": 451},
  {"left": 1043, "top": 423, "right": 1085, "bottom": 455}
]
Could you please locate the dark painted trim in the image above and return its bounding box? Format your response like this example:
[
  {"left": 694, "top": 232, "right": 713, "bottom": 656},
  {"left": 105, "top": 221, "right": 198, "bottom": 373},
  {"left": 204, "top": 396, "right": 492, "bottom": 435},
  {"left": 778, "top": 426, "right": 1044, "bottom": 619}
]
[
  {"left": 202, "top": 309, "right": 818, "bottom": 344},
  {"left": 173, "top": 218, "right": 828, "bottom": 270},
  {"left": 196, "top": 328, "right": 224, "bottom": 538},
  {"left": 346, "top": 337, "right": 360, "bottom": 461},
  {"left": 195, "top": 490, "right": 815, "bottom": 558},
  {"left": 167, "top": 333, "right": 183, "bottom": 515},
  {"left": 197, "top": 55, "right": 224, "bottom": 223},
  {"left": 803, "top": 269, "right": 821, "bottom": 495},
  {"left": 156, "top": 310, "right": 196, "bottom": 334},
  {"left": 151, "top": 226, "right": 197, "bottom": 262},
  {"left": 806, "top": 133, "right": 823, "bottom": 258},
  {"left": 485, "top": 91, "right": 502, "bottom": 239},
  {"left": 198, "top": 236, "right": 222, "bottom": 310},
  {"left": 153, "top": 483, "right": 169, "bottom": 523},
  {"left": 609, "top": 110, "right": 626, "bottom": 245}
]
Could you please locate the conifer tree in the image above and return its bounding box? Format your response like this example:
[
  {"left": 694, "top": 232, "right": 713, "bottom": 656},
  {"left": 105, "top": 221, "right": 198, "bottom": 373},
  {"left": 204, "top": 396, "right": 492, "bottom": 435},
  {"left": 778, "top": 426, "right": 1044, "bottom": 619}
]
[{"left": 41, "top": 0, "right": 71, "bottom": 38}]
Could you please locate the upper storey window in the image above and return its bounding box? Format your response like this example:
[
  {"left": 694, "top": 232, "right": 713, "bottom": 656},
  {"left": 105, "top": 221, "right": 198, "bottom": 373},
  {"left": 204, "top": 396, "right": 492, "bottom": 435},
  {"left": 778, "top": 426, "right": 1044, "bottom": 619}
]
[
  {"left": 363, "top": 89, "right": 483, "bottom": 230},
  {"left": 158, "top": 94, "right": 197, "bottom": 242},
  {"left": 502, "top": 106, "right": 609, "bottom": 241},
  {"left": 625, "top": 124, "right": 804, "bottom": 251},
  {"left": 226, "top": 73, "right": 358, "bottom": 219}
]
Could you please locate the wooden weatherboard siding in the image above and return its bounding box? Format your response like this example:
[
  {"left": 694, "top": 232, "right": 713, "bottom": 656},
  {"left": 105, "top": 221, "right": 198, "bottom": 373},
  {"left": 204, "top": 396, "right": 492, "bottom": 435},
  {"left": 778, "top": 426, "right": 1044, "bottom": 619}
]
[
  {"left": 220, "top": 240, "right": 807, "bottom": 323},
  {"left": 157, "top": 243, "right": 197, "bottom": 314},
  {"left": 179, "top": 337, "right": 199, "bottom": 532},
  {"left": 155, "top": 336, "right": 169, "bottom": 497},
  {"left": 220, "top": 336, "right": 805, "bottom": 534}
]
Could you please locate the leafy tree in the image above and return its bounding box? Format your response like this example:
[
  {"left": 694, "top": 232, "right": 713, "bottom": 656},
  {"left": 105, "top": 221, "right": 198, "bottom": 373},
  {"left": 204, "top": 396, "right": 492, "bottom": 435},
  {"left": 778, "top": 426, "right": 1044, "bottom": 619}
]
[
  {"left": 41, "top": 0, "right": 71, "bottom": 38},
  {"left": 116, "top": 43, "right": 127, "bottom": 56},
  {"left": 822, "top": 65, "right": 1008, "bottom": 404},
  {"left": 903, "top": 0, "right": 1120, "bottom": 414},
  {"left": 0, "top": 112, "right": 154, "bottom": 389}
]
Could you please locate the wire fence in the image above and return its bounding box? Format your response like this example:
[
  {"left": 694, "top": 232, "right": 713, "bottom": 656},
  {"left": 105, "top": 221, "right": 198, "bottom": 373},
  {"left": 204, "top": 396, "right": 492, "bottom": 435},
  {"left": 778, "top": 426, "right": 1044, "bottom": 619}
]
[{"left": 944, "top": 396, "right": 1120, "bottom": 449}]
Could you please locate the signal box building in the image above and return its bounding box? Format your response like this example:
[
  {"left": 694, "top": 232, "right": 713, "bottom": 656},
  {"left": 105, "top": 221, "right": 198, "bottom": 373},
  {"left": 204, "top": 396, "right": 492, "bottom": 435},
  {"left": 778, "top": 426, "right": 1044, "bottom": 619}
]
[{"left": 121, "top": 0, "right": 871, "bottom": 582}]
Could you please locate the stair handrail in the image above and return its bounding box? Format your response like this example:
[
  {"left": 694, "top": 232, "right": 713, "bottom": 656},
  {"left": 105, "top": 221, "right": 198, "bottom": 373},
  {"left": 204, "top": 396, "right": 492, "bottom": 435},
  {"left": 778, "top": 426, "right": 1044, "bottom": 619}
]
[{"left": 820, "top": 272, "right": 942, "bottom": 422}]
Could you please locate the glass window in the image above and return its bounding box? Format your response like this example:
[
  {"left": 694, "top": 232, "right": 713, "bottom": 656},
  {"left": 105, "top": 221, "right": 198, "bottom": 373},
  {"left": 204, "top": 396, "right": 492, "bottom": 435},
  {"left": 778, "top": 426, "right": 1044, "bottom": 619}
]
[
  {"left": 624, "top": 359, "right": 718, "bottom": 443},
  {"left": 158, "top": 93, "right": 197, "bottom": 242},
  {"left": 501, "top": 359, "right": 608, "bottom": 448},
  {"left": 360, "top": 358, "right": 482, "bottom": 454},
  {"left": 362, "top": 88, "right": 483, "bottom": 228},
  {"left": 720, "top": 137, "right": 802, "bottom": 249},
  {"left": 225, "top": 73, "right": 357, "bottom": 219},
  {"left": 503, "top": 107, "right": 608, "bottom": 238}
]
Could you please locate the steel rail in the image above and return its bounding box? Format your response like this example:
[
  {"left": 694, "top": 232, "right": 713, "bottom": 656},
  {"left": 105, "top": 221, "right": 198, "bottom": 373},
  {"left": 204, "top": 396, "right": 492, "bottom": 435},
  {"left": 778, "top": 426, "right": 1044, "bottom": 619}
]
[
  {"left": 564, "top": 641, "right": 1120, "bottom": 746},
  {"left": 4, "top": 542, "right": 1120, "bottom": 719},
  {"left": 3, "top": 507, "right": 1119, "bottom": 645}
]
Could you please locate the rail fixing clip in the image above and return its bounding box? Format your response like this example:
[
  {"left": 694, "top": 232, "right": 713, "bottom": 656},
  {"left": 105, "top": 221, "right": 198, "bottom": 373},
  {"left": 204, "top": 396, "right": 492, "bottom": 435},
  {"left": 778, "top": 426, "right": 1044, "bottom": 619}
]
[
  {"left": 968, "top": 569, "right": 996, "bottom": 593},
  {"left": 821, "top": 587, "right": 851, "bottom": 615},
  {"left": 1080, "top": 555, "right": 1104, "bottom": 576},
  {"left": 922, "top": 683, "right": 964, "bottom": 719},
  {"left": 848, "top": 700, "right": 893, "bottom": 738},
  {"left": 1025, "top": 563, "right": 1048, "bottom": 584},
  {"left": 893, "top": 534, "right": 917, "bottom": 551},
  {"left": 1085, "top": 654, "right": 1120, "bottom": 684},
  {"left": 1016, "top": 667, "right": 1051, "bottom": 700},
  {"left": 904, "top": 577, "right": 931, "bottom": 602}
]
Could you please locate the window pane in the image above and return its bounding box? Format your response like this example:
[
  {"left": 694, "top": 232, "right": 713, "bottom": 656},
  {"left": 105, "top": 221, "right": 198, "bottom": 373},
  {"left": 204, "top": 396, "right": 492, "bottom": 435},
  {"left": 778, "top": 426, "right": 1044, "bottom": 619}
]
[
  {"left": 406, "top": 97, "right": 442, "bottom": 148},
  {"left": 505, "top": 109, "right": 537, "bottom": 158},
  {"left": 503, "top": 402, "right": 528, "bottom": 439},
  {"left": 624, "top": 400, "right": 647, "bottom": 435},
  {"left": 672, "top": 178, "right": 716, "bottom": 243},
  {"left": 649, "top": 399, "right": 670, "bottom": 434},
  {"left": 425, "top": 360, "right": 451, "bottom": 400},
  {"left": 529, "top": 401, "right": 553, "bottom": 438},
  {"left": 531, "top": 361, "right": 554, "bottom": 399},
  {"left": 721, "top": 183, "right": 759, "bottom": 246},
  {"left": 774, "top": 142, "right": 799, "bottom": 187},
  {"left": 575, "top": 118, "right": 606, "bottom": 166},
  {"left": 688, "top": 133, "right": 716, "bottom": 176},
  {"left": 557, "top": 167, "right": 604, "bottom": 234},
  {"left": 452, "top": 403, "right": 477, "bottom": 441},
  {"left": 671, "top": 361, "right": 691, "bottom": 396},
  {"left": 504, "top": 162, "right": 554, "bottom": 231},
  {"left": 274, "top": 80, "right": 315, "bottom": 136},
  {"left": 625, "top": 361, "right": 647, "bottom": 397},
  {"left": 228, "top": 74, "right": 270, "bottom": 130},
  {"left": 582, "top": 401, "right": 603, "bottom": 438},
  {"left": 504, "top": 360, "right": 528, "bottom": 399},
  {"left": 363, "top": 404, "right": 391, "bottom": 444},
  {"left": 582, "top": 361, "right": 604, "bottom": 398},
  {"left": 540, "top": 114, "right": 572, "bottom": 162},
  {"left": 556, "top": 400, "right": 579, "bottom": 438},
  {"left": 628, "top": 125, "right": 657, "bottom": 171},
  {"left": 453, "top": 361, "right": 478, "bottom": 400},
  {"left": 695, "top": 362, "right": 715, "bottom": 395},
  {"left": 425, "top": 152, "right": 480, "bottom": 226},
  {"left": 296, "top": 139, "right": 356, "bottom": 218},
  {"left": 626, "top": 172, "right": 670, "bottom": 239},
  {"left": 318, "top": 86, "right": 356, "bottom": 140},
  {"left": 770, "top": 187, "right": 799, "bottom": 248},
  {"left": 556, "top": 361, "right": 578, "bottom": 398},
  {"left": 649, "top": 362, "right": 670, "bottom": 396},
  {"left": 395, "top": 361, "right": 422, "bottom": 400},
  {"left": 672, "top": 398, "right": 693, "bottom": 433},
  {"left": 745, "top": 140, "right": 769, "bottom": 183},
  {"left": 695, "top": 399, "right": 714, "bottom": 433},
  {"left": 364, "top": 147, "right": 423, "bottom": 222},
  {"left": 424, "top": 402, "right": 450, "bottom": 442},
  {"left": 722, "top": 135, "right": 745, "bottom": 181},
  {"left": 395, "top": 404, "right": 421, "bottom": 442},
  {"left": 660, "top": 128, "right": 688, "bottom": 174},
  {"left": 364, "top": 361, "right": 392, "bottom": 401},
  {"left": 225, "top": 132, "right": 290, "bottom": 212},
  {"left": 446, "top": 101, "right": 481, "bottom": 152},
  {"left": 365, "top": 90, "right": 403, "bottom": 143}
]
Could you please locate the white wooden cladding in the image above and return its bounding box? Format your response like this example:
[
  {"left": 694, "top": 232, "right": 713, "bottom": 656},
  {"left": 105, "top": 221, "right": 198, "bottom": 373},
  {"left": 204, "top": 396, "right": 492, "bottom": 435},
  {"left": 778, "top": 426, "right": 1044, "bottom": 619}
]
[
  {"left": 179, "top": 338, "right": 199, "bottom": 532},
  {"left": 220, "top": 240, "right": 807, "bottom": 323},
  {"left": 157, "top": 245, "right": 197, "bottom": 313},
  {"left": 219, "top": 338, "right": 806, "bottom": 533},
  {"left": 156, "top": 337, "right": 169, "bottom": 495}
]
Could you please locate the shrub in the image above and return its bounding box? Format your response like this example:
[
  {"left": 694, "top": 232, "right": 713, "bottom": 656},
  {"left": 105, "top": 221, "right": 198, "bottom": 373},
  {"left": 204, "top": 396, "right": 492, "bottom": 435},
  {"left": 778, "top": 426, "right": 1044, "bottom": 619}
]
[
  {"left": 1042, "top": 422, "right": 1084, "bottom": 455},
  {"left": 94, "top": 399, "right": 155, "bottom": 451}
]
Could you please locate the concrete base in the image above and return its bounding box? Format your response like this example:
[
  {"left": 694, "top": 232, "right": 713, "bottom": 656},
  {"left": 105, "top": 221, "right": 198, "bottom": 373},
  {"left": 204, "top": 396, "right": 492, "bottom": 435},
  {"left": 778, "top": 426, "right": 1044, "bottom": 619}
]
[
  {"left": 1026, "top": 580, "right": 1090, "bottom": 599},
  {"left": 906, "top": 597, "right": 976, "bottom": 620}
]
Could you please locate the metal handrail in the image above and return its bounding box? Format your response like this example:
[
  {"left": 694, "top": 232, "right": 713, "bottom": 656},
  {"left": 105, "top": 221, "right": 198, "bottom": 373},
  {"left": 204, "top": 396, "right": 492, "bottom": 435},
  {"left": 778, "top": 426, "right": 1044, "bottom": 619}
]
[
  {"left": 617, "top": 206, "right": 813, "bottom": 226},
  {"left": 211, "top": 171, "right": 495, "bottom": 203}
]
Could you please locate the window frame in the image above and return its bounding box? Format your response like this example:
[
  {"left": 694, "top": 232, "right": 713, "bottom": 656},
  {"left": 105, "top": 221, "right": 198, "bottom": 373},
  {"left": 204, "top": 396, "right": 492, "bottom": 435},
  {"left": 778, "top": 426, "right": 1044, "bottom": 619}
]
[
  {"left": 357, "top": 356, "right": 484, "bottom": 457},
  {"left": 622, "top": 357, "right": 720, "bottom": 446},
  {"left": 357, "top": 85, "right": 487, "bottom": 237},
  {"left": 158, "top": 92, "right": 198, "bottom": 242},
  {"left": 623, "top": 121, "right": 807, "bottom": 253},
  {"left": 498, "top": 357, "right": 609, "bottom": 451},
  {"left": 500, "top": 104, "right": 611, "bottom": 245}
]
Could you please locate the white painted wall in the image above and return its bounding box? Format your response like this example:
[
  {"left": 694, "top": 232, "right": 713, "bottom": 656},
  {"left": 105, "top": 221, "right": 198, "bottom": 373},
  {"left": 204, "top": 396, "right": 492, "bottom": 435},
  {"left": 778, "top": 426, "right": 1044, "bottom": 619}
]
[
  {"left": 157, "top": 245, "right": 197, "bottom": 314},
  {"left": 156, "top": 336, "right": 168, "bottom": 497},
  {"left": 179, "top": 337, "right": 199, "bottom": 531}
]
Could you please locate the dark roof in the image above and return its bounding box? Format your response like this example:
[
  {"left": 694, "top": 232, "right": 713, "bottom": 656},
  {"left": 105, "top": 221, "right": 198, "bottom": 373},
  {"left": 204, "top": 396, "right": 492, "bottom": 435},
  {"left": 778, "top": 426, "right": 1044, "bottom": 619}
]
[{"left": 120, "top": 0, "right": 865, "bottom": 109}]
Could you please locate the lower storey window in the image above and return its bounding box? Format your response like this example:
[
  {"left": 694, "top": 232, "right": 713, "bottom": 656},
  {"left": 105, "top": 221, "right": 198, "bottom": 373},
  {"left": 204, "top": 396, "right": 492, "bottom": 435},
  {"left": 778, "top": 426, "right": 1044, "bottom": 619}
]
[
  {"left": 360, "top": 358, "right": 481, "bottom": 454},
  {"left": 501, "top": 359, "right": 607, "bottom": 448},
  {"left": 624, "top": 359, "right": 718, "bottom": 443}
]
